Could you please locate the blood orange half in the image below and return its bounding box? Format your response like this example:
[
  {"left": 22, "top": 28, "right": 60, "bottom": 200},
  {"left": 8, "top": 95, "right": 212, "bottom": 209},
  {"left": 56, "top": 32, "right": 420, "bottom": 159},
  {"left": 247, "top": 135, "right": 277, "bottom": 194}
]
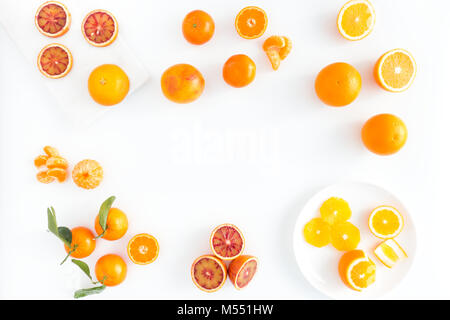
[
  {"left": 228, "top": 255, "right": 258, "bottom": 290},
  {"left": 82, "top": 9, "right": 118, "bottom": 47},
  {"left": 37, "top": 43, "right": 73, "bottom": 79},
  {"left": 210, "top": 223, "right": 245, "bottom": 260},
  {"left": 191, "top": 255, "right": 227, "bottom": 293},
  {"left": 35, "top": 1, "right": 71, "bottom": 38}
]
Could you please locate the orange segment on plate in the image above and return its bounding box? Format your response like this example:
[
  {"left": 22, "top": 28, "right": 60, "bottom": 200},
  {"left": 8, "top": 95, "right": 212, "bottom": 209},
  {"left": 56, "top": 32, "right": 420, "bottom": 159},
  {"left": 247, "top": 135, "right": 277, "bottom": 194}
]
[
  {"left": 127, "top": 233, "right": 159, "bottom": 265},
  {"left": 37, "top": 43, "right": 73, "bottom": 79},
  {"left": 331, "top": 221, "right": 360, "bottom": 251},
  {"left": 368, "top": 205, "right": 404, "bottom": 239},
  {"left": 235, "top": 6, "right": 267, "bottom": 39},
  {"left": 210, "top": 224, "right": 245, "bottom": 260},
  {"left": 339, "top": 250, "right": 376, "bottom": 291},
  {"left": 82, "top": 9, "right": 118, "bottom": 47},
  {"left": 263, "top": 36, "right": 292, "bottom": 70},
  {"left": 191, "top": 255, "right": 227, "bottom": 293},
  {"left": 320, "top": 197, "right": 352, "bottom": 225},
  {"left": 35, "top": 1, "right": 71, "bottom": 38},
  {"left": 337, "top": 0, "right": 375, "bottom": 41},
  {"left": 228, "top": 255, "right": 258, "bottom": 290},
  {"left": 72, "top": 159, "right": 103, "bottom": 189},
  {"left": 374, "top": 239, "right": 407, "bottom": 268},
  {"left": 303, "top": 218, "right": 331, "bottom": 248},
  {"left": 374, "top": 49, "right": 416, "bottom": 92}
]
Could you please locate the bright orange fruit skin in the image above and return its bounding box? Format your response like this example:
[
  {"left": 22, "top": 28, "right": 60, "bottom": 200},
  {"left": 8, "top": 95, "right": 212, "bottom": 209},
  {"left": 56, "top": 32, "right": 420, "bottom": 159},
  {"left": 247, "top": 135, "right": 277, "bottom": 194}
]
[
  {"left": 182, "top": 10, "right": 215, "bottom": 45},
  {"left": 361, "top": 113, "right": 408, "bottom": 155},
  {"left": 315, "top": 62, "right": 361, "bottom": 107},
  {"left": 223, "top": 54, "right": 256, "bottom": 88},
  {"left": 95, "top": 254, "right": 127, "bottom": 286},
  {"left": 161, "top": 64, "right": 205, "bottom": 103},
  {"left": 64, "top": 226, "right": 96, "bottom": 259},
  {"left": 338, "top": 249, "right": 365, "bottom": 289},
  {"left": 88, "top": 64, "right": 130, "bottom": 106},
  {"left": 94, "top": 207, "right": 128, "bottom": 241}
]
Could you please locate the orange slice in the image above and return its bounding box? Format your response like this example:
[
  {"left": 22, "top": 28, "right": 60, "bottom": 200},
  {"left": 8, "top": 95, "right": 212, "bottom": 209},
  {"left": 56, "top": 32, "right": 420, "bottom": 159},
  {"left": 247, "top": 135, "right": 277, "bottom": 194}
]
[
  {"left": 191, "top": 255, "right": 227, "bottom": 293},
  {"left": 368, "top": 205, "right": 404, "bottom": 239},
  {"left": 127, "top": 233, "right": 159, "bottom": 265},
  {"left": 46, "top": 156, "right": 68, "bottom": 169},
  {"left": 331, "top": 221, "right": 360, "bottom": 251},
  {"left": 337, "top": 0, "right": 375, "bottom": 41},
  {"left": 374, "top": 239, "right": 407, "bottom": 268},
  {"left": 34, "top": 155, "right": 49, "bottom": 168},
  {"left": 303, "top": 218, "right": 331, "bottom": 248},
  {"left": 320, "top": 197, "right": 352, "bottom": 225},
  {"left": 47, "top": 167, "right": 67, "bottom": 182},
  {"left": 263, "top": 36, "right": 292, "bottom": 70},
  {"left": 339, "top": 250, "right": 376, "bottom": 291},
  {"left": 37, "top": 44, "right": 73, "bottom": 79},
  {"left": 36, "top": 170, "right": 55, "bottom": 184},
  {"left": 72, "top": 159, "right": 103, "bottom": 189},
  {"left": 235, "top": 6, "right": 267, "bottom": 39},
  {"left": 35, "top": 1, "right": 71, "bottom": 38},
  {"left": 210, "top": 224, "right": 245, "bottom": 260},
  {"left": 82, "top": 9, "right": 118, "bottom": 47},
  {"left": 374, "top": 49, "right": 417, "bottom": 92}
]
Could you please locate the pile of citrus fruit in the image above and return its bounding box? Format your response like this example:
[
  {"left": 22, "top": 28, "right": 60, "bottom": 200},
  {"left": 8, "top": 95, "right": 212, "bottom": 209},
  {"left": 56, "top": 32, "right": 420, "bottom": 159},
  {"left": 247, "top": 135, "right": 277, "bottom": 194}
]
[
  {"left": 47, "top": 196, "right": 159, "bottom": 298},
  {"left": 191, "top": 224, "right": 258, "bottom": 292}
]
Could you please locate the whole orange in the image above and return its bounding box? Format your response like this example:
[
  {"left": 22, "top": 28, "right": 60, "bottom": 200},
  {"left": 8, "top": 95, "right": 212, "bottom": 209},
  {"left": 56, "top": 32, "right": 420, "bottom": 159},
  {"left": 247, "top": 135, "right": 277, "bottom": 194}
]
[
  {"left": 64, "top": 226, "right": 96, "bottom": 259},
  {"left": 315, "top": 62, "right": 361, "bottom": 107},
  {"left": 95, "top": 254, "right": 127, "bottom": 286},
  {"left": 161, "top": 64, "right": 205, "bottom": 103},
  {"left": 95, "top": 207, "right": 128, "bottom": 241},
  {"left": 88, "top": 64, "right": 130, "bottom": 106},
  {"left": 182, "top": 10, "right": 215, "bottom": 45},
  {"left": 361, "top": 113, "right": 408, "bottom": 155},
  {"left": 223, "top": 54, "right": 256, "bottom": 88}
]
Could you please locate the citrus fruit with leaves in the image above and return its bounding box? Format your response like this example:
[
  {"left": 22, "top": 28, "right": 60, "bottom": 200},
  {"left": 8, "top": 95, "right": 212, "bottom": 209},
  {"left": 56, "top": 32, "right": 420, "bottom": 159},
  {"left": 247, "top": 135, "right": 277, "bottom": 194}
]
[
  {"left": 82, "top": 9, "right": 118, "bottom": 47},
  {"left": 182, "top": 10, "right": 215, "bottom": 45},
  {"left": 88, "top": 64, "right": 130, "bottom": 106},
  {"left": 94, "top": 196, "right": 128, "bottom": 240},
  {"left": 127, "top": 233, "right": 159, "bottom": 265},
  {"left": 303, "top": 217, "right": 331, "bottom": 248},
  {"left": 338, "top": 250, "right": 376, "bottom": 291},
  {"left": 63, "top": 226, "right": 96, "bottom": 259},
  {"left": 37, "top": 43, "right": 72, "bottom": 79},
  {"left": 35, "top": 1, "right": 71, "bottom": 38},
  {"left": 71, "top": 259, "right": 106, "bottom": 299},
  {"left": 235, "top": 6, "right": 267, "bottom": 39},
  {"left": 72, "top": 159, "right": 103, "bottom": 189},
  {"left": 95, "top": 254, "right": 127, "bottom": 287},
  {"left": 210, "top": 223, "right": 245, "bottom": 260},
  {"left": 374, "top": 49, "right": 416, "bottom": 92},
  {"left": 46, "top": 156, "right": 68, "bottom": 169},
  {"left": 161, "top": 64, "right": 205, "bottom": 103},
  {"left": 223, "top": 54, "right": 256, "bottom": 88},
  {"left": 191, "top": 255, "right": 227, "bottom": 293},
  {"left": 228, "top": 255, "right": 258, "bottom": 290},
  {"left": 337, "top": 0, "right": 375, "bottom": 41}
]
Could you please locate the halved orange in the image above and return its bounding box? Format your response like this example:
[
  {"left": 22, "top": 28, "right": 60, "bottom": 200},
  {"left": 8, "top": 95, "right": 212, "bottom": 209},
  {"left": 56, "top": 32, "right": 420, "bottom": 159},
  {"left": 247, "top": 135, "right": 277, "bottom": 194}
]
[
  {"left": 263, "top": 36, "right": 292, "bottom": 70},
  {"left": 337, "top": 0, "right": 375, "bottom": 41},
  {"left": 235, "top": 6, "right": 267, "bottom": 39},
  {"left": 368, "top": 205, "right": 404, "bottom": 239},
  {"left": 37, "top": 43, "right": 73, "bottom": 79},
  {"left": 191, "top": 255, "right": 227, "bottom": 293},
  {"left": 331, "top": 221, "right": 360, "bottom": 251},
  {"left": 35, "top": 1, "right": 71, "bottom": 38},
  {"left": 82, "top": 9, "right": 118, "bottom": 47},
  {"left": 228, "top": 255, "right": 258, "bottom": 290},
  {"left": 127, "top": 233, "right": 159, "bottom": 265},
  {"left": 210, "top": 223, "right": 245, "bottom": 260},
  {"left": 338, "top": 250, "right": 376, "bottom": 291},
  {"left": 374, "top": 49, "right": 417, "bottom": 92}
]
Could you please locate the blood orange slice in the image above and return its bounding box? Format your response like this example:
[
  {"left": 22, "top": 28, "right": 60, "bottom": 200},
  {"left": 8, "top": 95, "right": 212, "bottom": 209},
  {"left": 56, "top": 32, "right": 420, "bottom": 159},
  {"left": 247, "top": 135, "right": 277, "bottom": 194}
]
[
  {"left": 82, "top": 9, "right": 118, "bottom": 47},
  {"left": 210, "top": 223, "right": 245, "bottom": 260},
  {"left": 35, "top": 1, "right": 71, "bottom": 38},
  {"left": 228, "top": 255, "right": 258, "bottom": 290},
  {"left": 37, "top": 43, "right": 73, "bottom": 79},
  {"left": 191, "top": 255, "right": 227, "bottom": 293}
]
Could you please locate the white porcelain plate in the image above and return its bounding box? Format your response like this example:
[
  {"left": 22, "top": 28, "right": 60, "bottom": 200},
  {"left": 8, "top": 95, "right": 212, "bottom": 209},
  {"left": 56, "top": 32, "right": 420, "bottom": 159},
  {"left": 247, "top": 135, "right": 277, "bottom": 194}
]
[{"left": 293, "top": 181, "right": 417, "bottom": 299}]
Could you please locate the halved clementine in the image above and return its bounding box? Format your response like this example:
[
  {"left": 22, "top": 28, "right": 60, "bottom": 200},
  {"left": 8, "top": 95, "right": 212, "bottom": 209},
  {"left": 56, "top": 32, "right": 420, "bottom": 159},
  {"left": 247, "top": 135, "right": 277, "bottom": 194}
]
[
  {"left": 263, "top": 36, "right": 292, "bottom": 70},
  {"left": 374, "top": 49, "right": 416, "bottom": 92},
  {"left": 37, "top": 43, "right": 73, "bottom": 79},
  {"left": 82, "top": 9, "right": 118, "bottom": 47},
  {"left": 127, "top": 233, "right": 159, "bottom": 265},
  {"left": 191, "top": 255, "right": 227, "bottom": 293},
  {"left": 235, "top": 6, "right": 267, "bottom": 39},
  {"left": 210, "top": 223, "right": 245, "bottom": 260},
  {"left": 337, "top": 0, "right": 375, "bottom": 41},
  {"left": 35, "top": 1, "right": 71, "bottom": 38}
]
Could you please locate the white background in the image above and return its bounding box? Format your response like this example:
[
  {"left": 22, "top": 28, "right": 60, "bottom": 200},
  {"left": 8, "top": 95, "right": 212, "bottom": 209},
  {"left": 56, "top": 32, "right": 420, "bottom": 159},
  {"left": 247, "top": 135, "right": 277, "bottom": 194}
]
[{"left": 0, "top": 0, "right": 448, "bottom": 299}]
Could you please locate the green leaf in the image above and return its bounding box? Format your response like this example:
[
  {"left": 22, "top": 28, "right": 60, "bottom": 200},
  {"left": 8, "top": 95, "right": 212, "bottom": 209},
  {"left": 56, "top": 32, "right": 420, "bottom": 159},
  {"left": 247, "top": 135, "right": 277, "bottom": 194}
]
[
  {"left": 71, "top": 259, "right": 92, "bottom": 281},
  {"left": 47, "top": 207, "right": 59, "bottom": 237},
  {"left": 74, "top": 285, "right": 106, "bottom": 299},
  {"left": 57, "top": 226, "right": 72, "bottom": 247},
  {"left": 98, "top": 196, "right": 116, "bottom": 232}
]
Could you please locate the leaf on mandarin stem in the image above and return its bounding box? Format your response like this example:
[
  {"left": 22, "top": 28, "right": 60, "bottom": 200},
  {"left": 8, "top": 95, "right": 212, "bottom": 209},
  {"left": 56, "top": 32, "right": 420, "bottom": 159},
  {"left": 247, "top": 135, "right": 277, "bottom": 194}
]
[
  {"left": 47, "top": 207, "right": 72, "bottom": 247},
  {"left": 57, "top": 226, "right": 72, "bottom": 246},
  {"left": 98, "top": 196, "right": 116, "bottom": 232},
  {"left": 71, "top": 259, "right": 92, "bottom": 281},
  {"left": 74, "top": 285, "right": 106, "bottom": 299}
]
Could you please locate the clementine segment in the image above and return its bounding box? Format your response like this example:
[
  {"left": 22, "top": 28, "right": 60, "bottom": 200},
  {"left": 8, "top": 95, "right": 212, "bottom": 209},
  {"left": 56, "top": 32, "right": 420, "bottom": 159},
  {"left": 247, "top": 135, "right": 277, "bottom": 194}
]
[
  {"left": 72, "top": 159, "right": 103, "bottom": 189},
  {"left": 88, "top": 64, "right": 130, "bottom": 106},
  {"left": 82, "top": 9, "right": 118, "bottom": 47},
  {"left": 95, "top": 207, "right": 128, "bottom": 240},
  {"left": 34, "top": 155, "right": 49, "bottom": 168},
  {"left": 37, "top": 170, "right": 55, "bottom": 184},
  {"left": 263, "top": 36, "right": 292, "bottom": 70},
  {"left": 182, "top": 10, "right": 215, "bottom": 45},
  {"left": 47, "top": 167, "right": 67, "bottom": 182},
  {"left": 223, "top": 54, "right": 256, "bottom": 88},
  {"left": 35, "top": 1, "right": 71, "bottom": 38},
  {"left": 235, "top": 6, "right": 268, "bottom": 39},
  {"left": 46, "top": 156, "right": 68, "bottom": 169},
  {"left": 127, "top": 233, "right": 159, "bottom": 265},
  {"left": 303, "top": 218, "right": 331, "bottom": 248},
  {"left": 161, "top": 64, "right": 205, "bottom": 103},
  {"left": 64, "top": 227, "right": 96, "bottom": 259},
  {"left": 95, "top": 254, "right": 127, "bottom": 286}
]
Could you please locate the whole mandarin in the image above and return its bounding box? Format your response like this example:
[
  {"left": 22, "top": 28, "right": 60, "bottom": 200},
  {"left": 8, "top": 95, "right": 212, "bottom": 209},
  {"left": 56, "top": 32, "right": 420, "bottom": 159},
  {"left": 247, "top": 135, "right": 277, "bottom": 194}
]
[
  {"left": 95, "top": 207, "right": 128, "bottom": 241},
  {"left": 161, "top": 64, "right": 205, "bottom": 103},
  {"left": 223, "top": 54, "right": 256, "bottom": 88}
]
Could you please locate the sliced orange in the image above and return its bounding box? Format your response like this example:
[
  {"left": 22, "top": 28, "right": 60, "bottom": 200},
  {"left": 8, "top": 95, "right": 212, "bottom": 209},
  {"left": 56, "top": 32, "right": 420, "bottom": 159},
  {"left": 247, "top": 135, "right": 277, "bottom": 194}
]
[
  {"left": 339, "top": 250, "right": 376, "bottom": 291},
  {"left": 210, "top": 224, "right": 245, "bottom": 260},
  {"left": 36, "top": 170, "right": 55, "bottom": 184},
  {"left": 368, "top": 205, "right": 404, "bottom": 239},
  {"left": 374, "top": 239, "right": 407, "bottom": 268},
  {"left": 235, "top": 6, "right": 267, "bottom": 39},
  {"left": 337, "top": 0, "right": 375, "bottom": 41},
  {"left": 46, "top": 156, "right": 68, "bottom": 169},
  {"left": 37, "top": 44, "right": 73, "bottom": 79},
  {"left": 82, "top": 9, "right": 118, "bottom": 47},
  {"left": 47, "top": 167, "right": 67, "bottom": 182},
  {"left": 320, "top": 197, "right": 352, "bottom": 225},
  {"left": 374, "top": 49, "right": 416, "bottom": 92},
  {"left": 72, "top": 159, "right": 103, "bottom": 189},
  {"left": 35, "top": 1, "right": 71, "bottom": 38},
  {"left": 263, "top": 36, "right": 292, "bottom": 70},
  {"left": 127, "top": 233, "right": 159, "bottom": 265},
  {"left": 191, "top": 255, "right": 227, "bottom": 293},
  {"left": 34, "top": 155, "right": 49, "bottom": 168},
  {"left": 303, "top": 218, "right": 331, "bottom": 248},
  {"left": 331, "top": 221, "right": 360, "bottom": 251}
]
